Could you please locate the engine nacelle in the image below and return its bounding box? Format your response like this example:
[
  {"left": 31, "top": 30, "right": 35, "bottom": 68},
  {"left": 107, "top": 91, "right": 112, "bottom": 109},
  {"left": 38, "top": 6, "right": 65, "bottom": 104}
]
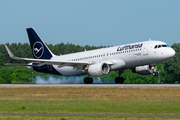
[
  {"left": 88, "top": 63, "right": 110, "bottom": 76},
  {"left": 132, "top": 64, "right": 157, "bottom": 75}
]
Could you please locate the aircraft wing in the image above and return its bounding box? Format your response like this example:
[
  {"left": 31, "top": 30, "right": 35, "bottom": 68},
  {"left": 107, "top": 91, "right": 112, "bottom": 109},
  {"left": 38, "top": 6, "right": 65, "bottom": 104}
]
[{"left": 5, "top": 45, "right": 95, "bottom": 68}]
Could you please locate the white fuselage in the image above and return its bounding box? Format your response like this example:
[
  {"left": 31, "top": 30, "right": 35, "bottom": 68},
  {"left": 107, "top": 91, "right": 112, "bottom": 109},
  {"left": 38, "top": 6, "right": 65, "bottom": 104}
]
[{"left": 50, "top": 40, "right": 175, "bottom": 76}]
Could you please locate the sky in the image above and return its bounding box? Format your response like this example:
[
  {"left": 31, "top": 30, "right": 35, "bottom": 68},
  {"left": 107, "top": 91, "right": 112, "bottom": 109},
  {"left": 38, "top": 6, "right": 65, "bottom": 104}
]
[{"left": 0, "top": 0, "right": 180, "bottom": 47}]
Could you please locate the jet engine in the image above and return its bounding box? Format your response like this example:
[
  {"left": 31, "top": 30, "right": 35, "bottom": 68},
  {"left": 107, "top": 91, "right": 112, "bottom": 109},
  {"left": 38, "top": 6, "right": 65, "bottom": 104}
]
[
  {"left": 88, "top": 63, "right": 110, "bottom": 76},
  {"left": 132, "top": 64, "right": 157, "bottom": 75}
]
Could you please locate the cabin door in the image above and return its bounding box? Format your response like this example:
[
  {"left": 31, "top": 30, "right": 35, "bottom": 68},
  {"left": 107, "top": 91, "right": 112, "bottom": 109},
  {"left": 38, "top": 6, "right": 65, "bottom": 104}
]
[{"left": 143, "top": 43, "right": 149, "bottom": 55}]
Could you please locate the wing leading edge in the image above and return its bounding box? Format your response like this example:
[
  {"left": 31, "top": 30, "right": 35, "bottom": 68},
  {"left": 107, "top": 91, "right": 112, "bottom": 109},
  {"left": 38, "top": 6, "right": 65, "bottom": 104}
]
[{"left": 5, "top": 45, "right": 93, "bottom": 68}]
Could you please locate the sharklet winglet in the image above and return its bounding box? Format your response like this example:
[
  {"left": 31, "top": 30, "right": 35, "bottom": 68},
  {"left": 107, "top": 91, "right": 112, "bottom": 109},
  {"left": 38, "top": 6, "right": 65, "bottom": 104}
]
[{"left": 5, "top": 45, "right": 15, "bottom": 58}]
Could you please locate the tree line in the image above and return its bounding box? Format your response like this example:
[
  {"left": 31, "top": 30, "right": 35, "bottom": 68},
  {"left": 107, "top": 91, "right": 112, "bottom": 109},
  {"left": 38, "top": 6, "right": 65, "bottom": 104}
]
[{"left": 0, "top": 42, "right": 179, "bottom": 83}]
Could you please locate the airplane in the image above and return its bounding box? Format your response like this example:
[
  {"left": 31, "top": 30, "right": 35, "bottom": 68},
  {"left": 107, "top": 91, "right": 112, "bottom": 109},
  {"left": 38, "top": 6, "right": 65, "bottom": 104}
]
[{"left": 5, "top": 28, "right": 175, "bottom": 84}]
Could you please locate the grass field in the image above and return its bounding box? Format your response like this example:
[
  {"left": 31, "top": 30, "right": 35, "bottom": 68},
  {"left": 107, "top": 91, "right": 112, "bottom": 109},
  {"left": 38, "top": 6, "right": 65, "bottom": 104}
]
[{"left": 0, "top": 87, "right": 180, "bottom": 120}]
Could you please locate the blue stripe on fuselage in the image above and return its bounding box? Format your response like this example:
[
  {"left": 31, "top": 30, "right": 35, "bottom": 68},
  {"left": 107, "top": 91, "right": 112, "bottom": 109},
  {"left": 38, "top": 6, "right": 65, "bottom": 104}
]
[{"left": 32, "top": 63, "right": 61, "bottom": 75}]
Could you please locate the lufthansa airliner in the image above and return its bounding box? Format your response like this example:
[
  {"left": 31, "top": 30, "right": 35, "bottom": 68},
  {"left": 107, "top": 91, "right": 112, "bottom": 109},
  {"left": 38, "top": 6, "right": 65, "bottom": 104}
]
[{"left": 5, "top": 28, "right": 175, "bottom": 84}]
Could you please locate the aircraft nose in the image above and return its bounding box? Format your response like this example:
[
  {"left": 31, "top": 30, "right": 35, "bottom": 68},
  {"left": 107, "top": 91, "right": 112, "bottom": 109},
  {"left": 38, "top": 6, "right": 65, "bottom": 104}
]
[{"left": 168, "top": 48, "right": 175, "bottom": 58}]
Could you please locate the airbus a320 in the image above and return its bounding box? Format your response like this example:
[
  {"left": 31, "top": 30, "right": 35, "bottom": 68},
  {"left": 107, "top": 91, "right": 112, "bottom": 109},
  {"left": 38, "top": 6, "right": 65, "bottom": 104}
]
[{"left": 5, "top": 28, "right": 175, "bottom": 84}]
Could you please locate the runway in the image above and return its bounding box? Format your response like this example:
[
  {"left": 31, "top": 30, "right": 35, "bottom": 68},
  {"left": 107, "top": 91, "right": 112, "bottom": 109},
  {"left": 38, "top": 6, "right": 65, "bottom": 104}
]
[{"left": 0, "top": 84, "right": 180, "bottom": 87}]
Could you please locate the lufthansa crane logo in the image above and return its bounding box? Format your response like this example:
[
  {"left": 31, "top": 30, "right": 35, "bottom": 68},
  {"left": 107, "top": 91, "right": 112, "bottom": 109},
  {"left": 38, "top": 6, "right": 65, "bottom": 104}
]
[{"left": 33, "top": 42, "right": 44, "bottom": 58}]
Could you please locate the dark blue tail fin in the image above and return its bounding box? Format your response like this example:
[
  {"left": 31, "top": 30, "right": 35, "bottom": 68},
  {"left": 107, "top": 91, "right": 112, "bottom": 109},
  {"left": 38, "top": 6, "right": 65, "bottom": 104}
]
[{"left": 26, "top": 28, "right": 54, "bottom": 59}]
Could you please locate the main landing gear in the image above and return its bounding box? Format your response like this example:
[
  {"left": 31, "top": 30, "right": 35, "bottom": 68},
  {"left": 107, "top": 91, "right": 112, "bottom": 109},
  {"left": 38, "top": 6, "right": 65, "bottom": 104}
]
[
  {"left": 84, "top": 77, "right": 93, "bottom": 84},
  {"left": 115, "top": 71, "right": 125, "bottom": 84},
  {"left": 84, "top": 71, "right": 125, "bottom": 84},
  {"left": 115, "top": 77, "right": 124, "bottom": 84}
]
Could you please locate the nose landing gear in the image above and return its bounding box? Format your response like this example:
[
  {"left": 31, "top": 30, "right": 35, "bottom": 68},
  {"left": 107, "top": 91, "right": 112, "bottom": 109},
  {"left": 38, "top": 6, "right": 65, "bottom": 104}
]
[{"left": 153, "top": 72, "right": 158, "bottom": 76}]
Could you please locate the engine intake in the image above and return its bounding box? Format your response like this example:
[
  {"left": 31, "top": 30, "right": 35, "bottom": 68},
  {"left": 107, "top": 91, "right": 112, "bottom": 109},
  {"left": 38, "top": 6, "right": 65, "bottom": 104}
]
[
  {"left": 132, "top": 64, "right": 157, "bottom": 75},
  {"left": 88, "top": 63, "right": 110, "bottom": 76}
]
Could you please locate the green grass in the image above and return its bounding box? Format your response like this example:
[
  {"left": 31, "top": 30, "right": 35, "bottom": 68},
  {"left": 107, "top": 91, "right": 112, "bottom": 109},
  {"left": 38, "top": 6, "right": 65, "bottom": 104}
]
[
  {"left": 0, "top": 87, "right": 180, "bottom": 119},
  {"left": 0, "top": 99, "right": 180, "bottom": 115}
]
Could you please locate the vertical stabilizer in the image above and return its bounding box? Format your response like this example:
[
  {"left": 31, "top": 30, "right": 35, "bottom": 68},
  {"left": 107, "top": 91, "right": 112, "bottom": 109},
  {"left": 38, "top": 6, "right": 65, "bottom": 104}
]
[{"left": 26, "top": 28, "right": 54, "bottom": 59}]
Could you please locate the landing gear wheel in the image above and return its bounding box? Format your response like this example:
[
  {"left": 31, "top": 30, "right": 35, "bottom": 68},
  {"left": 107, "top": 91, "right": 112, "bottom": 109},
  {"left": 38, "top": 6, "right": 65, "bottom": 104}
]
[
  {"left": 84, "top": 77, "right": 89, "bottom": 84},
  {"left": 84, "top": 77, "right": 93, "bottom": 84},
  {"left": 115, "top": 77, "right": 120, "bottom": 84},
  {"left": 120, "top": 77, "right": 124, "bottom": 84},
  {"left": 115, "top": 77, "right": 124, "bottom": 84},
  {"left": 153, "top": 72, "right": 158, "bottom": 76},
  {"left": 89, "top": 77, "right": 93, "bottom": 84}
]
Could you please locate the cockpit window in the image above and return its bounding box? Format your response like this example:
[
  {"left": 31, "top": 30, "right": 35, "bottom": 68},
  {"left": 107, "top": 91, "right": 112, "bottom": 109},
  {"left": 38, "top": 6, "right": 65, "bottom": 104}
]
[
  {"left": 154, "top": 44, "right": 168, "bottom": 49},
  {"left": 162, "top": 45, "right": 167, "bottom": 47}
]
